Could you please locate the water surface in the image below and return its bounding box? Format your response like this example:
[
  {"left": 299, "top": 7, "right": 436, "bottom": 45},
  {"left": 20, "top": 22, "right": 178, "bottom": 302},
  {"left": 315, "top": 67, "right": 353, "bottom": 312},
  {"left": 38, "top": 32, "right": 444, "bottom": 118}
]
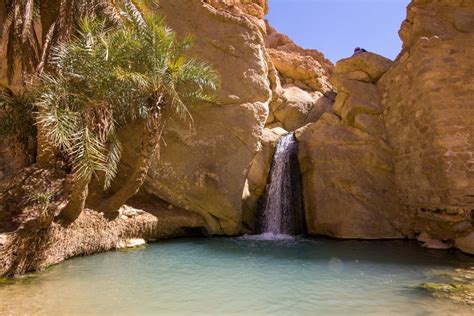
[{"left": 1, "top": 236, "right": 473, "bottom": 315}]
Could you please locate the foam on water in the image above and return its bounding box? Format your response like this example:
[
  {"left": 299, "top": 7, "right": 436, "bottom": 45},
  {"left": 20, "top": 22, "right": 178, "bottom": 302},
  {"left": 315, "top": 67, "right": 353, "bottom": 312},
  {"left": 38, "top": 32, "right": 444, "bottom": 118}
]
[{"left": 238, "top": 233, "right": 296, "bottom": 241}]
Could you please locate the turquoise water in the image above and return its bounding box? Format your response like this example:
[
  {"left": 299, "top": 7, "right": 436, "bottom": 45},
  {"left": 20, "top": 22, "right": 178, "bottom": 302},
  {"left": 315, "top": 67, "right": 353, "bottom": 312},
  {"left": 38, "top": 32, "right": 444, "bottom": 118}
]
[{"left": 0, "top": 236, "right": 473, "bottom": 315}]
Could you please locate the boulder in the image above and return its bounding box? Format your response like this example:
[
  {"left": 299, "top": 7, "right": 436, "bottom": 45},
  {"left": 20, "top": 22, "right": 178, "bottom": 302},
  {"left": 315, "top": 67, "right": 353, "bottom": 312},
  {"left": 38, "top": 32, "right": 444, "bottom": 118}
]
[
  {"left": 417, "top": 232, "right": 452, "bottom": 250},
  {"left": 422, "top": 239, "right": 452, "bottom": 250},
  {"left": 334, "top": 52, "right": 393, "bottom": 82},
  {"left": 331, "top": 76, "right": 385, "bottom": 138},
  {"left": 268, "top": 49, "right": 333, "bottom": 94},
  {"left": 116, "top": 238, "right": 146, "bottom": 249},
  {"left": 455, "top": 232, "right": 474, "bottom": 255},
  {"left": 295, "top": 113, "right": 402, "bottom": 239},
  {"left": 272, "top": 85, "right": 332, "bottom": 131}
]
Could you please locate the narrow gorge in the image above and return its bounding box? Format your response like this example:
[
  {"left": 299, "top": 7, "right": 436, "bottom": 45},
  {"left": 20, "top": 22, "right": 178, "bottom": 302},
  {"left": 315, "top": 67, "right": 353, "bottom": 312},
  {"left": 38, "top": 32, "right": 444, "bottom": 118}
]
[{"left": 0, "top": 0, "right": 473, "bottom": 313}]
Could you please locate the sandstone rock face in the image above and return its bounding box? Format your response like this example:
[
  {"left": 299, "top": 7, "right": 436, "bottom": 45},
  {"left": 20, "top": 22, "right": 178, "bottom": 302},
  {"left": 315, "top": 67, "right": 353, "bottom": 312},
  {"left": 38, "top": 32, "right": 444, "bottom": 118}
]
[
  {"left": 272, "top": 86, "right": 333, "bottom": 132},
  {"left": 334, "top": 53, "right": 393, "bottom": 82},
  {"left": 118, "top": 0, "right": 271, "bottom": 235},
  {"left": 264, "top": 22, "right": 334, "bottom": 132},
  {"left": 378, "top": 0, "right": 474, "bottom": 244},
  {"left": 296, "top": 113, "right": 402, "bottom": 239},
  {"left": 265, "top": 22, "right": 334, "bottom": 95},
  {"left": 295, "top": 52, "right": 403, "bottom": 239},
  {"left": 205, "top": 0, "right": 268, "bottom": 19}
]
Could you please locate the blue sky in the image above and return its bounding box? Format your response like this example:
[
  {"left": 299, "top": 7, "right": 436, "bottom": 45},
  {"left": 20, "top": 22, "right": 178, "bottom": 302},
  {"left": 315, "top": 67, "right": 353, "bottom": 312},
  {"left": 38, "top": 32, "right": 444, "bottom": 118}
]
[{"left": 266, "top": 0, "right": 410, "bottom": 63}]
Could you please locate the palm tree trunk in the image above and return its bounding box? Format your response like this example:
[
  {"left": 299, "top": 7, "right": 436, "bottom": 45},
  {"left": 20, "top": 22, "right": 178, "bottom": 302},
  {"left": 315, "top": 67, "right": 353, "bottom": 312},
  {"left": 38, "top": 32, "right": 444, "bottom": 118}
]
[
  {"left": 40, "top": 0, "right": 60, "bottom": 42},
  {"left": 0, "top": 0, "right": 6, "bottom": 33},
  {"left": 36, "top": 122, "right": 56, "bottom": 166},
  {"left": 98, "top": 109, "right": 164, "bottom": 218},
  {"left": 56, "top": 174, "right": 91, "bottom": 224}
]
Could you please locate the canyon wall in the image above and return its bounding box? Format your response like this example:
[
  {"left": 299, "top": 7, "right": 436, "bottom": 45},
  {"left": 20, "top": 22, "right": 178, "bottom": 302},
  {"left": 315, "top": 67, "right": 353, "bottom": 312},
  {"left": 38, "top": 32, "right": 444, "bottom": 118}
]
[
  {"left": 0, "top": 0, "right": 472, "bottom": 251},
  {"left": 378, "top": 0, "right": 474, "bottom": 250},
  {"left": 119, "top": 0, "right": 271, "bottom": 235},
  {"left": 295, "top": 53, "right": 403, "bottom": 239}
]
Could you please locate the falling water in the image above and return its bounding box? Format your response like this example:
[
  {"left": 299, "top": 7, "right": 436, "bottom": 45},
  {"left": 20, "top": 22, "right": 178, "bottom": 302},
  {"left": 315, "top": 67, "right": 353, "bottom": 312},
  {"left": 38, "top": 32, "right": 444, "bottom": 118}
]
[{"left": 258, "top": 132, "right": 305, "bottom": 235}]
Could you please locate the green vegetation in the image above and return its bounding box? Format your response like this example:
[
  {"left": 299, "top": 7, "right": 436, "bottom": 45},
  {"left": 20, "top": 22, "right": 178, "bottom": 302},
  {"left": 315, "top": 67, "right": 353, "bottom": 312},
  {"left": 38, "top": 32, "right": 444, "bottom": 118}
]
[
  {"left": 2, "top": 0, "right": 124, "bottom": 84},
  {"left": 419, "top": 268, "right": 474, "bottom": 305},
  {"left": 1, "top": 1, "right": 219, "bottom": 224}
]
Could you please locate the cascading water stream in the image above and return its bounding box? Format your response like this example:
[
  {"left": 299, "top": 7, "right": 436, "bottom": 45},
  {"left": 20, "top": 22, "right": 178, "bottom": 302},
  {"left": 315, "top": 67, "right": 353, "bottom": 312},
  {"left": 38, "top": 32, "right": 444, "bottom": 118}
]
[{"left": 257, "top": 132, "right": 305, "bottom": 236}]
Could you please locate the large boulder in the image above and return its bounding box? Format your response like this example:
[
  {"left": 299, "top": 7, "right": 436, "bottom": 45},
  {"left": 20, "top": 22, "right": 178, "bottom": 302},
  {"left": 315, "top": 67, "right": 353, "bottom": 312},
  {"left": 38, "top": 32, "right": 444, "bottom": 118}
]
[
  {"left": 294, "top": 37, "right": 402, "bottom": 239},
  {"left": 295, "top": 113, "right": 402, "bottom": 239},
  {"left": 272, "top": 85, "right": 332, "bottom": 131},
  {"left": 118, "top": 0, "right": 272, "bottom": 235},
  {"left": 455, "top": 232, "right": 474, "bottom": 255},
  {"left": 334, "top": 52, "right": 393, "bottom": 82}
]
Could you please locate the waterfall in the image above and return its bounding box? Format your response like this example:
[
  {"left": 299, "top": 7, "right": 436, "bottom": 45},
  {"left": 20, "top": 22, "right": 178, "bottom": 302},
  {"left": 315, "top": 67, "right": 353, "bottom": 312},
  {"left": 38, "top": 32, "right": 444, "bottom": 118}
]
[{"left": 258, "top": 132, "right": 305, "bottom": 236}]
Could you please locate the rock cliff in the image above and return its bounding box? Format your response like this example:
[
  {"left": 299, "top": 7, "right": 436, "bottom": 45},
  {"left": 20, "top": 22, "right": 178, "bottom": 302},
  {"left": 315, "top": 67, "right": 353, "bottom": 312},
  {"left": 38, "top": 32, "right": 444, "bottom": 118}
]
[
  {"left": 118, "top": 0, "right": 271, "bottom": 235},
  {"left": 0, "top": 0, "right": 473, "bottom": 256},
  {"left": 295, "top": 53, "right": 402, "bottom": 239},
  {"left": 378, "top": 0, "right": 474, "bottom": 251}
]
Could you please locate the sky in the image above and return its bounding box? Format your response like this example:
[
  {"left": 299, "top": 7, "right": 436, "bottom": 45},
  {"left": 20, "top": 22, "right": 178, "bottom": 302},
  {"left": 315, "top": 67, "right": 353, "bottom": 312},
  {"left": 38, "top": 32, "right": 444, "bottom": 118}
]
[{"left": 266, "top": 0, "right": 410, "bottom": 63}]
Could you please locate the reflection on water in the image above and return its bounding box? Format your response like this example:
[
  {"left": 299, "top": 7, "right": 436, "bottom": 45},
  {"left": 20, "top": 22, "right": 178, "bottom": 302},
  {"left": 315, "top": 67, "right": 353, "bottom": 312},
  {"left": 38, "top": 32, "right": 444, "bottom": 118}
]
[{"left": 0, "top": 237, "right": 473, "bottom": 315}]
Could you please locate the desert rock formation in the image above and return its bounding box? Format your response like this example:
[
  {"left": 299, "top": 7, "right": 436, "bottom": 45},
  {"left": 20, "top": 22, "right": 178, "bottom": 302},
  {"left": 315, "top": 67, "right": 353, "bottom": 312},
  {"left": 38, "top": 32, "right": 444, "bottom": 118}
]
[
  {"left": 0, "top": 0, "right": 473, "bottom": 262},
  {"left": 378, "top": 0, "right": 474, "bottom": 251}
]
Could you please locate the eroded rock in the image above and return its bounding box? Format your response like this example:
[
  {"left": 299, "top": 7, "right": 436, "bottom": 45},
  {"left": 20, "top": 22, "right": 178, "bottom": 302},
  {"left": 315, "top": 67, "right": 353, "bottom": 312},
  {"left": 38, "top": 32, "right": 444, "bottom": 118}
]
[
  {"left": 117, "top": 0, "right": 272, "bottom": 235},
  {"left": 378, "top": 0, "right": 474, "bottom": 245},
  {"left": 295, "top": 113, "right": 402, "bottom": 239},
  {"left": 335, "top": 52, "right": 393, "bottom": 82}
]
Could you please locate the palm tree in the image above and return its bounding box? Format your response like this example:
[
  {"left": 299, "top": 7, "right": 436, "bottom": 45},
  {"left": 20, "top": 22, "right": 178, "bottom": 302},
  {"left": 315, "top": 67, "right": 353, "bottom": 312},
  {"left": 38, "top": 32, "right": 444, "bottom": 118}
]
[
  {"left": 1, "top": 0, "right": 123, "bottom": 167},
  {"left": 1, "top": 0, "right": 122, "bottom": 84},
  {"left": 36, "top": 11, "right": 219, "bottom": 223}
]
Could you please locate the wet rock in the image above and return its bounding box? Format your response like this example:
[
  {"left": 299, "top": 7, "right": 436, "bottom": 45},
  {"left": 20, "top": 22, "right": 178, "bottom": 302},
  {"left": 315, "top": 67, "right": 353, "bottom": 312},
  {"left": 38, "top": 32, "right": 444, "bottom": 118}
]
[
  {"left": 419, "top": 267, "right": 474, "bottom": 306},
  {"left": 116, "top": 238, "right": 146, "bottom": 249},
  {"left": 422, "top": 239, "right": 453, "bottom": 250},
  {"left": 242, "top": 127, "right": 287, "bottom": 231}
]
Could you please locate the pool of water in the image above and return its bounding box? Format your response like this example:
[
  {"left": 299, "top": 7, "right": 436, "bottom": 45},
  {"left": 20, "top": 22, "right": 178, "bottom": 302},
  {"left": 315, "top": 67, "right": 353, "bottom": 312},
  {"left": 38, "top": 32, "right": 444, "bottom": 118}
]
[{"left": 1, "top": 236, "right": 473, "bottom": 315}]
